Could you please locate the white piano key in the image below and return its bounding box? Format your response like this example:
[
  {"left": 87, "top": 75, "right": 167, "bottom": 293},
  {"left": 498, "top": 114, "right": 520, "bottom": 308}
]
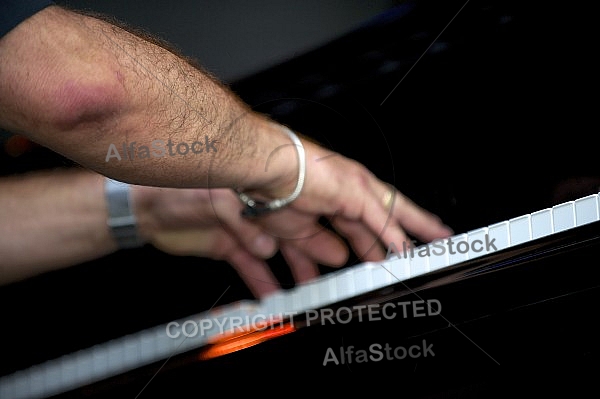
[
  {"left": 384, "top": 255, "right": 410, "bottom": 282},
  {"left": 178, "top": 334, "right": 201, "bottom": 353},
  {"left": 28, "top": 365, "right": 45, "bottom": 398},
  {"left": 139, "top": 329, "right": 157, "bottom": 364},
  {"left": 44, "top": 356, "right": 63, "bottom": 394},
  {"left": 261, "top": 290, "right": 287, "bottom": 319},
  {"left": 0, "top": 374, "right": 14, "bottom": 399},
  {"left": 509, "top": 214, "right": 531, "bottom": 246},
  {"left": 170, "top": 329, "right": 187, "bottom": 355},
  {"left": 370, "top": 261, "right": 393, "bottom": 289},
  {"left": 409, "top": 246, "right": 429, "bottom": 277},
  {"left": 233, "top": 310, "right": 256, "bottom": 341},
  {"left": 244, "top": 302, "right": 264, "bottom": 324},
  {"left": 575, "top": 194, "right": 599, "bottom": 226},
  {"left": 234, "top": 300, "right": 259, "bottom": 321},
  {"left": 123, "top": 336, "right": 140, "bottom": 367},
  {"left": 352, "top": 262, "right": 374, "bottom": 295},
  {"left": 552, "top": 201, "right": 575, "bottom": 232},
  {"left": 239, "top": 300, "right": 258, "bottom": 325},
  {"left": 319, "top": 272, "right": 338, "bottom": 305},
  {"left": 286, "top": 282, "right": 311, "bottom": 314},
  {"left": 193, "top": 316, "right": 216, "bottom": 341},
  {"left": 205, "top": 311, "right": 228, "bottom": 337},
  {"left": 280, "top": 286, "right": 306, "bottom": 316},
  {"left": 376, "top": 261, "right": 393, "bottom": 282},
  {"left": 197, "top": 313, "right": 222, "bottom": 342},
  {"left": 530, "top": 208, "right": 553, "bottom": 239},
  {"left": 74, "top": 349, "right": 94, "bottom": 386},
  {"left": 487, "top": 221, "right": 510, "bottom": 252},
  {"left": 281, "top": 289, "right": 297, "bottom": 317},
  {"left": 302, "top": 282, "right": 324, "bottom": 309},
  {"left": 61, "top": 354, "right": 80, "bottom": 391},
  {"left": 330, "top": 270, "right": 343, "bottom": 304},
  {"left": 448, "top": 233, "right": 469, "bottom": 264},
  {"left": 65, "top": 359, "right": 81, "bottom": 389},
  {"left": 302, "top": 279, "right": 322, "bottom": 310},
  {"left": 230, "top": 303, "right": 245, "bottom": 319},
  {"left": 153, "top": 326, "right": 173, "bottom": 358},
  {"left": 467, "top": 227, "right": 489, "bottom": 259},
  {"left": 0, "top": 374, "right": 15, "bottom": 399},
  {"left": 13, "top": 373, "right": 28, "bottom": 399},
  {"left": 428, "top": 238, "right": 450, "bottom": 271},
  {"left": 214, "top": 311, "right": 239, "bottom": 339},
  {"left": 335, "top": 268, "right": 356, "bottom": 302},
  {"left": 106, "top": 340, "right": 126, "bottom": 375}
]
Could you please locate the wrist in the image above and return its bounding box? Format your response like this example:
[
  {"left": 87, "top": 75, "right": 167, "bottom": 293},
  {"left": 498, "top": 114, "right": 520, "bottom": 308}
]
[
  {"left": 128, "top": 184, "right": 162, "bottom": 241},
  {"left": 239, "top": 122, "right": 305, "bottom": 198},
  {"left": 234, "top": 124, "right": 307, "bottom": 216}
]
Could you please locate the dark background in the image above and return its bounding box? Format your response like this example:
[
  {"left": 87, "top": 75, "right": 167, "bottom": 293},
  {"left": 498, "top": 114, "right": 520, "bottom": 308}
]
[
  {"left": 59, "top": 0, "right": 399, "bottom": 83},
  {"left": 1, "top": 0, "right": 600, "bottom": 395}
]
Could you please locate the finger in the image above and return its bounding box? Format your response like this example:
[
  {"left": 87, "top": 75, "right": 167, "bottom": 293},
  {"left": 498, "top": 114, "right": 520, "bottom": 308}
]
[
  {"left": 151, "top": 229, "right": 280, "bottom": 298},
  {"left": 250, "top": 207, "right": 350, "bottom": 273},
  {"left": 388, "top": 190, "right": 454, "bottom": 242},
  {"left": 279, "top": 243, "right": 321, "bottom": 284},
  {"left": 359, "top": 185, "right": 413, "bottom": 251},
  {"left": 275, "top": 225, "right": 348, "bottom": 284},
  {"left": 253, "top": 209, "right": 322, "bottom": 241},
  {"left": 332, "top": 217, "right": 386, "bottom": 261},
  {"left": 225, "top": 221, "right": 278, "bottom": 260},
  {"left": 150, "top": 229, "right": 217, "bottom": 256},
  {"left": 286, "top": 225, "right": 349, "bottom": 267},
  {"left": 362, "top": 182, "right": 453, "bottom": 249},
  {"left": 213, "top": 192, "right": 279, "bottom": 259},
  {"left": 226, "top": 246, "right": 281, "bottom": 299}
]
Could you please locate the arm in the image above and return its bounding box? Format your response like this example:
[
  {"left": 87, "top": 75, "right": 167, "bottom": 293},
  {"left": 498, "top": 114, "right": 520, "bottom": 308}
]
[
  {"left": 0, "top": 167, "right": 283, "bottom": 297},
  {"left": 0, "top": 168, "right": 116, "bottom": 283},
  {"left": 0, "top": 5, "right": 295, "bottom": 194}
]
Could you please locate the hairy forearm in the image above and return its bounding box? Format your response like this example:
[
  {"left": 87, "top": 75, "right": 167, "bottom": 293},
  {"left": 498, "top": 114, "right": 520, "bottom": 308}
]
[
  {"left": 0, "top": 168, "right": 117, "bottom": 284},
  {"left": 0, "top": 5, "right": 296, "bottom": 195}
]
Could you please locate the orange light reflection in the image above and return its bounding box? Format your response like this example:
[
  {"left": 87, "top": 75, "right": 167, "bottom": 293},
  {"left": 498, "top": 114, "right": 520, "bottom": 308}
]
[{"left": 199, "top": 323, "right": 296, "bottom": 360}]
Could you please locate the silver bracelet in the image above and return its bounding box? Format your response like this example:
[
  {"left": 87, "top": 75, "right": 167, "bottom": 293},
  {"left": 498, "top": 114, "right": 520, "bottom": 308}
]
[
  {"left": 104, "top": 177, "right": 145, "bottom": 248},
  {"left": 236, "top": 127, "right": 306, "bottom": 217}
]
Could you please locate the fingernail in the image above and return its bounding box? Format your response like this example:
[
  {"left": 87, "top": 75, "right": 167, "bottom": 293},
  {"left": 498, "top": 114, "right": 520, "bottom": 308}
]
[
  {"left": 254, "top": 234, "right": 276, "bottom": 258},
  {"left": 442, "top": 225, "right": 454, "bottom": 236}
]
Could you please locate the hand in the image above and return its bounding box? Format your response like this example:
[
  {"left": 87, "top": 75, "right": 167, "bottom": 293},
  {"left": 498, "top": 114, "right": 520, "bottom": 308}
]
[
  {"left": 149, "top": 227, "right": 281, "bottom": 299},
  {"left": 245, "top": 138, "right": 454, "bottom": 283},
  {"left": 130, "top": 187, "right": 293, "bottom": 298}
]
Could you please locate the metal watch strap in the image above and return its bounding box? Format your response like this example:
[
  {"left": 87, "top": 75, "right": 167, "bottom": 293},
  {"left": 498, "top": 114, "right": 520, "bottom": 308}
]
[{"left": 104, "top": 177, "right": 145, "bottom": 249}]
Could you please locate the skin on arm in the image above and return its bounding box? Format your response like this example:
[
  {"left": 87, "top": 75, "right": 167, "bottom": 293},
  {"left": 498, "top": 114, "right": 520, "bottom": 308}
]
[{"left": 0, "top": 168, "right": 117, "bottom": 283}]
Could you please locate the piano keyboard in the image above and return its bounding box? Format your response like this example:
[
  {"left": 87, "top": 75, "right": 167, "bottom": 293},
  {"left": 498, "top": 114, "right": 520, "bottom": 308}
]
[{"left": 2, "top": 192, "right": 600, "bottom": 399}]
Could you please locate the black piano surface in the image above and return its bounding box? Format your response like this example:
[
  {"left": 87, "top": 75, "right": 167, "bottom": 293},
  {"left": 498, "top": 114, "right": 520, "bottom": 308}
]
[
  {"left": 55, "top": 220, "right": 600, "bottom": 397},
  {"left": 1, "top": 0, "right": 599, "bottom": 396}
]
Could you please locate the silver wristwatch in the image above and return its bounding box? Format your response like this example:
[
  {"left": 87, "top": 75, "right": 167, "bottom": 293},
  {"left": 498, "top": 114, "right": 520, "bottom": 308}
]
[{"left": 104, "top": 177, "right": 145, "bottom": 249}]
